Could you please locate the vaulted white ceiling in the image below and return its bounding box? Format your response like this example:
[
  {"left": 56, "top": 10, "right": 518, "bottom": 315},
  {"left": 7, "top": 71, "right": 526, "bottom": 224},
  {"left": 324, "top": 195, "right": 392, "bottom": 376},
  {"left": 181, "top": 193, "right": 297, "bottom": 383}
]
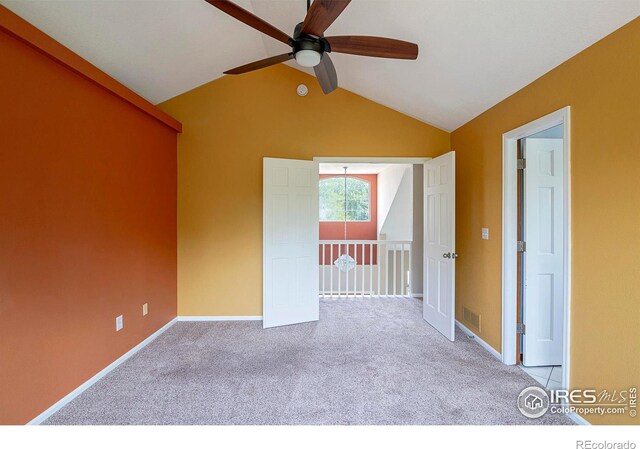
[{"left": 3, "top": 0, "right": 638, "bottom": 131}]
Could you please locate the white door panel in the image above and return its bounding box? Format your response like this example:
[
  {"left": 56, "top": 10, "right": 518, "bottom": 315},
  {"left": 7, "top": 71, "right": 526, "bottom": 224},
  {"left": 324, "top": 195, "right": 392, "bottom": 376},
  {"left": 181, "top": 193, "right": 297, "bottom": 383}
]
[
  {"left": 423, "top": 151, "right": 456, "bottom": 341},
  {"left": 263, "top": 158, "right": 319, "bottom": 328},
  {"left": 523, "top": 139, "right": 564, "bottom": 366}
]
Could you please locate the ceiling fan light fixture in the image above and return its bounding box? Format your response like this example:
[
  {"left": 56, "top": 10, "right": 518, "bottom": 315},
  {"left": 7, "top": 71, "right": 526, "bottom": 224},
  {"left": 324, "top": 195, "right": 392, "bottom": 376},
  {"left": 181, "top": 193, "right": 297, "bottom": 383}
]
[{"left": 295, "top": 49, "right": 322, "bottom": 67}]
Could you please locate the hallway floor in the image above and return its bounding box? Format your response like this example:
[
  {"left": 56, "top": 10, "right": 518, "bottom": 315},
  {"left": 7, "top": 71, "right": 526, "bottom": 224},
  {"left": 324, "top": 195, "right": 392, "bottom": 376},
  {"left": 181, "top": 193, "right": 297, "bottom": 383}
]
[
  {"left": 521, "top": 365, "right": 563, "bottom": 390},
  {"left": 45, "top": 297, "right": 573, "bottom": 425}
]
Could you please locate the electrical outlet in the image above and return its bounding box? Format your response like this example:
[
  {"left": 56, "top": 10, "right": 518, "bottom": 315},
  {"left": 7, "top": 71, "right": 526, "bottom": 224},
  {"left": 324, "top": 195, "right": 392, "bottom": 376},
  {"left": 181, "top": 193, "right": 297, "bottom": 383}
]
[
  {"left": 481, "top": 228, "right": 489, "bottom": 240},
  {"left": 143, "top": 303, "right": 148, "bottom": 316},
  {"left": 115, "top": 315, "right": 123, "bottom": 331}
]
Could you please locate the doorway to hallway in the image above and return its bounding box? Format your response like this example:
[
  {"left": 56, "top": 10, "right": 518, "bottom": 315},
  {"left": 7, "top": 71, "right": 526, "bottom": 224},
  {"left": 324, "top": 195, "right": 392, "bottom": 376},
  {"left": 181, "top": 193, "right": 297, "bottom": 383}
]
[
  {"left": 262, "top": 154, "right": 458, "bottom": 343},
  {"left": 317, "top": 162, "right": 415, "bottom": 299},
  {"left": 502, "top": 107, "right": 571, "bottom": 390}
]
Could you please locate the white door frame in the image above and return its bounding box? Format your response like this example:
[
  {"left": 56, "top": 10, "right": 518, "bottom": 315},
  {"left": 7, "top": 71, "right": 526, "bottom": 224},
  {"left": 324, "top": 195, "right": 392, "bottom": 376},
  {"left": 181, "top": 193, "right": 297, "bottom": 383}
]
[
  {"left": 501, "top": 106, "right": 571, "bottom": 390},
  {"left": 313, "top": 157, "right": 431, "bottom": 164}
]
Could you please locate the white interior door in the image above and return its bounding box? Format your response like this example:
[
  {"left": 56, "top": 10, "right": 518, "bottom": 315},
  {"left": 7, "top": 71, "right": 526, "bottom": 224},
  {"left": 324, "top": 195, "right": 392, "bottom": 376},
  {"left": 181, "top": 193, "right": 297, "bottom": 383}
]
[
  {"left": 523, "top": 139, "right": 564, "bottom": 366},
  {"left": 263, "top": 157, "right": 319, "bottom": 328},
  {"left": 423, "top": 151, "right": 456, "bottom": 341}
]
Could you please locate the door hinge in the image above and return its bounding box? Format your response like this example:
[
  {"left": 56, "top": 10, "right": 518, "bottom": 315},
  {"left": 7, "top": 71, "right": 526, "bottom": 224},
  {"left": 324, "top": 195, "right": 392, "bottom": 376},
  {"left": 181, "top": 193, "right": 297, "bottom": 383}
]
[
  {"left": 517, "top": 322, "right": 526, "bottom": 335},
  {"left": 517, "top": 158, "right": 526, "bottom": 170},
  {"left": 517, "top": 240, "right": 526, "bottom": 252}
]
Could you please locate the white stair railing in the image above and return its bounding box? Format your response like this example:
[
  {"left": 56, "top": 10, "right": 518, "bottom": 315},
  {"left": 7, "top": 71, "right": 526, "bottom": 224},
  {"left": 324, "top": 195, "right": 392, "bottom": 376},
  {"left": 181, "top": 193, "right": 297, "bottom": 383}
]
[{"left": 319, "top": 240, "right": 412, "bottom": 298}]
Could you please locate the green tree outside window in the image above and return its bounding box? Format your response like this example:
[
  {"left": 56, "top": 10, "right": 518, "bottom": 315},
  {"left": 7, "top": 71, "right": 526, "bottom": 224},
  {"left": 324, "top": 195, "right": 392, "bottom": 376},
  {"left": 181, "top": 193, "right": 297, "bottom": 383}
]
[{"left": 319, "top": 177, "right": 370, "bottom": 221}]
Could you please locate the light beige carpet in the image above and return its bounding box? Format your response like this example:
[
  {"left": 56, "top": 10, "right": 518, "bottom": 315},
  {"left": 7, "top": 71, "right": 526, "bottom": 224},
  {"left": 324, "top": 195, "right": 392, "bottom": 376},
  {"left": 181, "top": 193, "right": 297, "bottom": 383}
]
[{"left": 45, "top": 297, "right": 573, "bottom": 425}]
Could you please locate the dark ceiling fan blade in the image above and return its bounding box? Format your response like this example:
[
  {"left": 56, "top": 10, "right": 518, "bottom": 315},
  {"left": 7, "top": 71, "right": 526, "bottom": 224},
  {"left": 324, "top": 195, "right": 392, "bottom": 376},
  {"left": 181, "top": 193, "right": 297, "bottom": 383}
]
[
  {"left": 205, "top": 0, "right": 292, "bottom": 45},
  {"left": 224, "top": 53, "right": 293, "bottom": 75},
  {"left": 301, "top": 0, "right": 351, "bottom": 36},
  {"left": 326, "top": 36, "right": 418, "bottom": 59},
  {"left": 314, "top": 53, "right": 338, "bottom": 94}
]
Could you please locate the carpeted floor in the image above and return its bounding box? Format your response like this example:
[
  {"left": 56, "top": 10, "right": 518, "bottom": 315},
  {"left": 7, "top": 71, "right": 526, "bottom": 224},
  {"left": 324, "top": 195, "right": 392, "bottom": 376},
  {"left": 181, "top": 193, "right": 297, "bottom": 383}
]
[{"left": 45, "top": 297, "right": 573, "bottom": 425}]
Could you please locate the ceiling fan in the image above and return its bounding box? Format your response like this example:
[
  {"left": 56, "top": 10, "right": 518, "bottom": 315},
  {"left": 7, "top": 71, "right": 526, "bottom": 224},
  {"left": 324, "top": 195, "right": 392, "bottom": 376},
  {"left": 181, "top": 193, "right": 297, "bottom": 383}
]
[{"left": 205, "top": 0, "right": 419, "bottom": 94}]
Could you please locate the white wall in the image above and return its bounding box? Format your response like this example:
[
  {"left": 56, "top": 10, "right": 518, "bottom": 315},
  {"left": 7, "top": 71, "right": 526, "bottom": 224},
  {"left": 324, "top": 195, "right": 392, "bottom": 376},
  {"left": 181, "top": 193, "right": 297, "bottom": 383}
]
[{"left": 377, "top": 164, "right": 413, "bottom": 241}]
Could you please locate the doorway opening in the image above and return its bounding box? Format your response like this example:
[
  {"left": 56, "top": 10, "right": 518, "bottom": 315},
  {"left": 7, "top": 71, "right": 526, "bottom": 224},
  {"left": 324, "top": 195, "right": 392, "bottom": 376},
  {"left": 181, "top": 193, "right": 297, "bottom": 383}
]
[
  {"left": 502, "top": 107, "right": 571, "bottom": 390},
  {"left": 263, "top": 153, "right": 457, "bottom": 342},
  {"left": 517, "top": 124, "right": 565, "bottom": 389},
  {"left": 317, "top": 162, "right": 419, "bottom": 298}
]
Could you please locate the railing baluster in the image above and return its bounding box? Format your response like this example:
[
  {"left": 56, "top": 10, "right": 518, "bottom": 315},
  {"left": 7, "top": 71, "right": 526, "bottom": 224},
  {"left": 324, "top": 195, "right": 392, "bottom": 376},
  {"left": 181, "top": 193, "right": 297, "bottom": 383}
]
[
  {"left": 401, "top": 243, "right": 405, "bottom": 298},
  {"left": 377, "top": 244, "right": 381, "bottom": 297},
  {"left": 352, "top": 242, "right": 356, "bottom": 297},
  {"left": 393, "top": 247, "right": 397, "bottom": 297},
  {"left": 345, "top": 243, "right": 349, "bottom": 297},
  {"left": 361, "top": 243, "right": 365, "bottom": 298},
  {"left": 329, "top": 242, "right": 333, "bottom": 297},
  {"left": 322, "top": 243, "right": 325, "bottom": 297},
  {"left": 349, "top": 244, "right": 352, "bottom": 297},
  {"left": 319, "top": 243, "right": 322, "bottom": 297},
  {"left": 408, "top": 243, "right": 412, "bottom": 298},
  {"left": 336, "top": 245, "right": 342, "bottom": 298},
  {"left": 385, "top": 244, "right": 389, "bottom": 297},
  {"left": 349, "top": 243, "right": 353, "bottom": 297},
  {"left": 351, "top": 243, "right": 354, "bottom": 297},
  {"left": 354, "top": 243, "right": 357, "bottom": 297},
  {"left": 369, "top": 243, "right": 373, "bottom": 297}
]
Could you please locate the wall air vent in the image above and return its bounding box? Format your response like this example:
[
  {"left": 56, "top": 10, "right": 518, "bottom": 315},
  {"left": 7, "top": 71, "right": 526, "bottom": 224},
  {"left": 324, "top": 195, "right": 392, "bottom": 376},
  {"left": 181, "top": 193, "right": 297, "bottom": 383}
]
[{"left": 463, "top": 306, "right": 481, "bottom": 333}]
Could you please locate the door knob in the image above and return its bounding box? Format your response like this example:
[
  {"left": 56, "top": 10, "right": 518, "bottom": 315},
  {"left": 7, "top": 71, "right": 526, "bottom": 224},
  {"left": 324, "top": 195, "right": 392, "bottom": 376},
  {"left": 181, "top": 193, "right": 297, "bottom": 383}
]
[
  {"left": 443, "top": 252, "right": 451, "bottom": 258},
  {"left": 451, "top": 252, "right": 459, "bottom": 259}
]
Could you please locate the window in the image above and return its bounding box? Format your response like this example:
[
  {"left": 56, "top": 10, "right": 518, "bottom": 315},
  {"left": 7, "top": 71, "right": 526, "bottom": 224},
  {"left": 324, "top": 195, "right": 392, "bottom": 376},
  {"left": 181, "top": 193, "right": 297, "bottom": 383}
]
[{"left": 319, "top": 177, "right": 370, "bottom": 221}]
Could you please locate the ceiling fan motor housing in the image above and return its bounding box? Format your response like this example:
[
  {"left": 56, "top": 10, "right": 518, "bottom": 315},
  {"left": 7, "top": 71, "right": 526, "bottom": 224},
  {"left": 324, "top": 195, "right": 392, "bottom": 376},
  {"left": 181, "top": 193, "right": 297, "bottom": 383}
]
[{"left": 292, "top": 22, "right": 331, "bottom": 55}]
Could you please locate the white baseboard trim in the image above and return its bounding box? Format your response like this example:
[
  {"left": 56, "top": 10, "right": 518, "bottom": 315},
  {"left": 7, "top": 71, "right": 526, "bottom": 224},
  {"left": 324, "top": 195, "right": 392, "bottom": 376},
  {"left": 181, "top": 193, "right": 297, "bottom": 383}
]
[
  {"left": 412, "top": 294, "right": 424, "bottom": 298},
  {"left": 566, "top": 412, "right": 591, "bottom": 425},
  {"left": 27, "top": 317, "right": 177, "bottom": 425},
  {"left": 455, "top": 320, "right": 502, "bottom": 361},
  {"left": 177, "top": 316, "right": 263, "bottom": 321},
  {"left": 455, "top": 322, "right": 589, "bottom": 425}
]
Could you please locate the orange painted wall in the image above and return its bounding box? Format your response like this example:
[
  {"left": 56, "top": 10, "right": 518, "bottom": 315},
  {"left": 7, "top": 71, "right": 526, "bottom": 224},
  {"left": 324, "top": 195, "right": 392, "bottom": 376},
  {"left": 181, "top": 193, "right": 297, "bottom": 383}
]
[
  {"left": 451, "top": 18, "right": 640, "bottom": 424},
  {"left": 0, "top": 8, "right": 179, "bottom": 424},
  {"left": 159, "top": 64, "right": 450, "bottom": 317}
]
